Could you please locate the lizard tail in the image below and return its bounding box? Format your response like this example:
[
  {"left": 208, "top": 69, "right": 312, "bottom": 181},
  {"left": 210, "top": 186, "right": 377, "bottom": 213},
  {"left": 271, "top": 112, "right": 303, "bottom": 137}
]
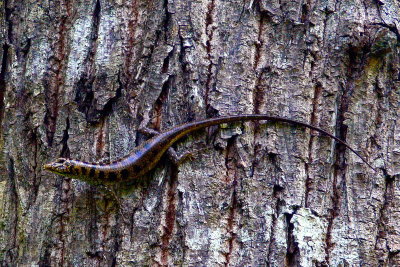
[{"left": 170, "top": 115, "right": 375, "bottom": 171}]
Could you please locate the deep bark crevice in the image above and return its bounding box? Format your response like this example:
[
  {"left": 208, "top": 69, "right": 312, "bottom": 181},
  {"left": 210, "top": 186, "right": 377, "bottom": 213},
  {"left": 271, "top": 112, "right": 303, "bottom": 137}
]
[
  {"left": 253, "top": 6, "right": 266, "bottom": 71},
  {"left": 225, "top": 187, "right": 238, "bottom": 267},
  {"left": 60, "top": 117, "right": 70, "bottom": 158},
  {"left": 110, "top": 220, "right": 122, "bottom": 267},
  {"left": 163, "top": 0, "right": 171, "bottom": 42},
  {"left": 251, "top": 67, "right": 270, "bottom": 177},
  {"left": 95, "top": 118, "right": 106, "bottom": 158},
  {"left": 300, "top": 3, "right": 309, "bottom": 24},
  {"left": 252, "top": 4, "right": 272, "bottom": 174},
  {"left": 74, "top": 76, "right": 95, "bottom": 121},
  {"left": 374, "top": 168, "right": 395, "bottom": 262},
  {"left": 153, "top": 75, "right": 172, "bottom": 129},
  {"left": 388, "top": 251, "right": 400, "bottom": 265},
  {"left": 160, "top": 165, "right": 179, "bottom": 266},
  {"left": 4, "top": 0, "right": 13, "bottom": 43},
  {"left": 205, "top": 0, "right": 215, "bottom": 115},
  {"left": 162, "top": 48, "right": 174, "bottom": 75},
  {"left": 223, "top": 136, "right": 238, "bottom": 266},
  {"left": 252, "top": 71, "right": 264, "bottom": 117},
  {"left": 26, "top": 128, "right": 40, "bottom": 211},
  {"left": 0, "top": 44, "right": 9, "bottom": 134},
  {"left": 267, "top": 187, "right": 285, "bottom": 265},
  {"left": 304, "top": 82, "right": 323, "bottom": 207},
  {"left": 92, "top": 0, "right": 101, "bottom": 39},
  {"left": 326, "top": 44, "right": 369, "bottom": 263},
  {"left": 44, "top": 0, "right": 72, "bottom": 146},
  {"left": 86, "top": 189, "right": 100, "bottom": 259},
  {"left": 101, "top": 73, "right": 123, "bottom": 119},
  {"left": 374, "top": 22, "right": 400, "bottom": 42},
  {"left": 74, "top": 0, "right": 105, "bottom": 124},
  {"left": 285, "top": 209, "right": 300, "bottom": 267},
  {"left": 38, "top": 243, "right": 52, "bottom": 267}
]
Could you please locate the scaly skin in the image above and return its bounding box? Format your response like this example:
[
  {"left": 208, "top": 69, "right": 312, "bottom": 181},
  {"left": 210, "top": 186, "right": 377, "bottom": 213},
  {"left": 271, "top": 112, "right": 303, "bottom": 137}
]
[{"left": 44, "top": 115, "right": 375, "bottom": 186}]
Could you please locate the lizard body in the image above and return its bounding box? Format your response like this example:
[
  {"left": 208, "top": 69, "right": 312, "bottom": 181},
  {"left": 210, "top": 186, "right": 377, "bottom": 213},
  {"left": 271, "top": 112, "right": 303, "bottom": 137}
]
[{"left": 44, "top": 115, "right": 374, "bottom": 185}]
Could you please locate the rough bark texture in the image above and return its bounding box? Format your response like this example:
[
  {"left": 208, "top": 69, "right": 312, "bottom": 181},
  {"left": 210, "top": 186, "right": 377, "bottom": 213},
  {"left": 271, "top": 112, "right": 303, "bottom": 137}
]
[{"left": 1, "top": 0, "right": 400, "bottom": 266}]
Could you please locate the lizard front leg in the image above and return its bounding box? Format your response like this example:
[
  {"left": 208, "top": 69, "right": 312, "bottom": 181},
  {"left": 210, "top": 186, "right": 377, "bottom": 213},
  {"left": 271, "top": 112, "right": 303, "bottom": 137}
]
[
  {"left": 140, "top": 127, "right": 194, "bottom": 165},
  {"left": 138, "top": 127, "right": 160, "bottom": 137},
  {"left": 167, "top": 147, "right": 195, "bottom": 165}
]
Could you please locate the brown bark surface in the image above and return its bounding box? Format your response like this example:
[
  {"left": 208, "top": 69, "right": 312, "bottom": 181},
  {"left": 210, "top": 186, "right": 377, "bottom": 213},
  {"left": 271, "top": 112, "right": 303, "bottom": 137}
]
[{"left": 1, "top": 0, "right": 400, "bottom": 266}]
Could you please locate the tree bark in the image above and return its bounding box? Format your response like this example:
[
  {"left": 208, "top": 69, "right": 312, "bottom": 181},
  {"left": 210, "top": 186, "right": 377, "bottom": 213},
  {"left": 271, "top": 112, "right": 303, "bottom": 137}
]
[{"left": 1, "top": 0, "right": 399, "bottom": 266}]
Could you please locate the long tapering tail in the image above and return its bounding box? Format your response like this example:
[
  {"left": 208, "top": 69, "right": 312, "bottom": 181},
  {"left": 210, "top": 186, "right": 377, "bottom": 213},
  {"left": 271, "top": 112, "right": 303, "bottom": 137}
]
[{"left": 169, "top": 115, "right": 375, "bottom": 171}]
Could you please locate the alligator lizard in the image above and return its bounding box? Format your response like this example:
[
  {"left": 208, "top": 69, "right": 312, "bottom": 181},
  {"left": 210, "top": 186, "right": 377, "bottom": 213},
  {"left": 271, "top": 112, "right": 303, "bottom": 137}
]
[{"left": 44, "top": 114, "right": 374, "bottom": 186}]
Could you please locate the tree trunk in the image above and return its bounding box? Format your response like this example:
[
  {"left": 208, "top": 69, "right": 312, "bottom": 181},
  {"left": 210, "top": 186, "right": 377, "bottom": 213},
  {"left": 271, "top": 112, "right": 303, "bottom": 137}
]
[{"left": 1, "top": 0, "right": 399, "bottom": 266}]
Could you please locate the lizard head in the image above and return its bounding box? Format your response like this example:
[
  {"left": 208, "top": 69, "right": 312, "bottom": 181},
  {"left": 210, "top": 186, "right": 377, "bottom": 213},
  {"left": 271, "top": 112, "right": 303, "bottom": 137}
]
[
  {"left": 44, "top": 158, "right": 104, "bottom": 186},
  {"left": 43, "top": 158, "right": 74, "bottom": 177}
]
